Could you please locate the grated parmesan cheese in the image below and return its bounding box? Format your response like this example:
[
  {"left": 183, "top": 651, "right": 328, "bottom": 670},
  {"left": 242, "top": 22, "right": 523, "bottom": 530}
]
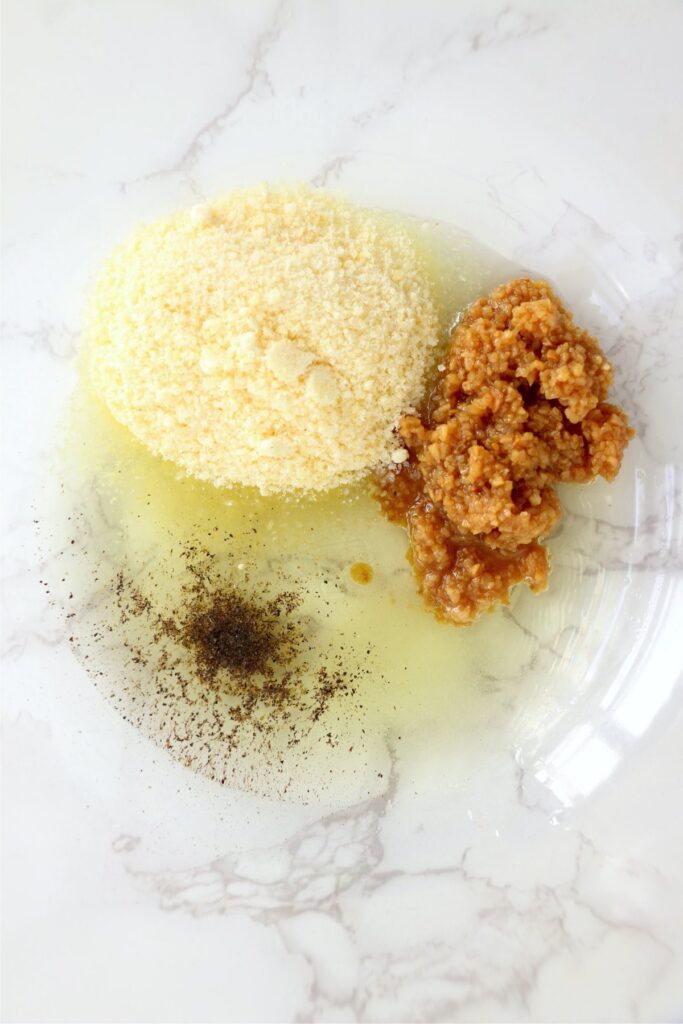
[{"left": 86, "top": 184, "right": 439, "bottom": 494}]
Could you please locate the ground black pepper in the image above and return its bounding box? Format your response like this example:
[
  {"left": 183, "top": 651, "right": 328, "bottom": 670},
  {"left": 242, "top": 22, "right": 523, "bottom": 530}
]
[
  {"left": 65, "top": 535, "right": 370, "bottom": 795},
  {"left": 175, "top": 588, "right": 298, "bottom": 682}
]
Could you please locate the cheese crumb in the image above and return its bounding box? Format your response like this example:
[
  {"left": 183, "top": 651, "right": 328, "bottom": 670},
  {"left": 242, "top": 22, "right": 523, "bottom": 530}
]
[
  {"left": 306, "top": 365, "right": 339, "bottom": 406},
  {"left": 86, "top": 184, "right": 439, "bottom": 494},
  {"left": 257, "top": 437, "right": 292, "bottom": 458},
  {"left": 190, "top": 203, "right": 213, "bottom": 228},
  {"left": 265, "top": 341, "right": 316, "bottom": 382}
]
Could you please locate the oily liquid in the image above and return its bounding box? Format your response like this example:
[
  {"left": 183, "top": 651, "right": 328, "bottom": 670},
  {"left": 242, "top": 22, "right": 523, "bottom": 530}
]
[{"left": 49, "top": 217, "right": 543, "bottom": 804}]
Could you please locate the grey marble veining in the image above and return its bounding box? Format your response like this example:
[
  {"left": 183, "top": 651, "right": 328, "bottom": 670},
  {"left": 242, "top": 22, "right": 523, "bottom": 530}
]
[{"left": 3, "top": 1, "right": 683, "bottom": 1021}]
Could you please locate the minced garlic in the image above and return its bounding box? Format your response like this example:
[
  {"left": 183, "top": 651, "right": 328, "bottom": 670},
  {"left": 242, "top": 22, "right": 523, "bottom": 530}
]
[{"left": 86, "top": 184, "right": 439, "bottom": 494}]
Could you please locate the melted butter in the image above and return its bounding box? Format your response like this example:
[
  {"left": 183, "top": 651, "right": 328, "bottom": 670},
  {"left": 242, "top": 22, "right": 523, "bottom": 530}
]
[{"left": 49, "top": 214, "right": 535, "bottom": 805}]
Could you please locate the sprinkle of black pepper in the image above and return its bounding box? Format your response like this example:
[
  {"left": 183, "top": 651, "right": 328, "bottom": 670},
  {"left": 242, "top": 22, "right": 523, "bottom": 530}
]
[
  {"left": 53, "top": 523, "right": 374, "bottom": 797},
  {"left": 176, "top": 589, "right": 294, "bottom": 682}
]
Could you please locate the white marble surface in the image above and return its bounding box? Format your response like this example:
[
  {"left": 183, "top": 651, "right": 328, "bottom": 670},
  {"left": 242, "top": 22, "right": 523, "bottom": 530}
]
[{"left": 3, "top": 1, "right": 683, "bottom": 1021}]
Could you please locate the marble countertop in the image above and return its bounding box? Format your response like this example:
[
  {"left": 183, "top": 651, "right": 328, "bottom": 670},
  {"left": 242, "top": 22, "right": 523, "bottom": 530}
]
[{"left": 3, "top": 2, "right": 683, "bottom": 1022}]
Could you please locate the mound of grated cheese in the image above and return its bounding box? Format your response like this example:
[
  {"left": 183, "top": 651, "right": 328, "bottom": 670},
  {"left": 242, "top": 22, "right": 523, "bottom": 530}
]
[{"left": 86, "top": 184, "right": 439, "bottom": 494}]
